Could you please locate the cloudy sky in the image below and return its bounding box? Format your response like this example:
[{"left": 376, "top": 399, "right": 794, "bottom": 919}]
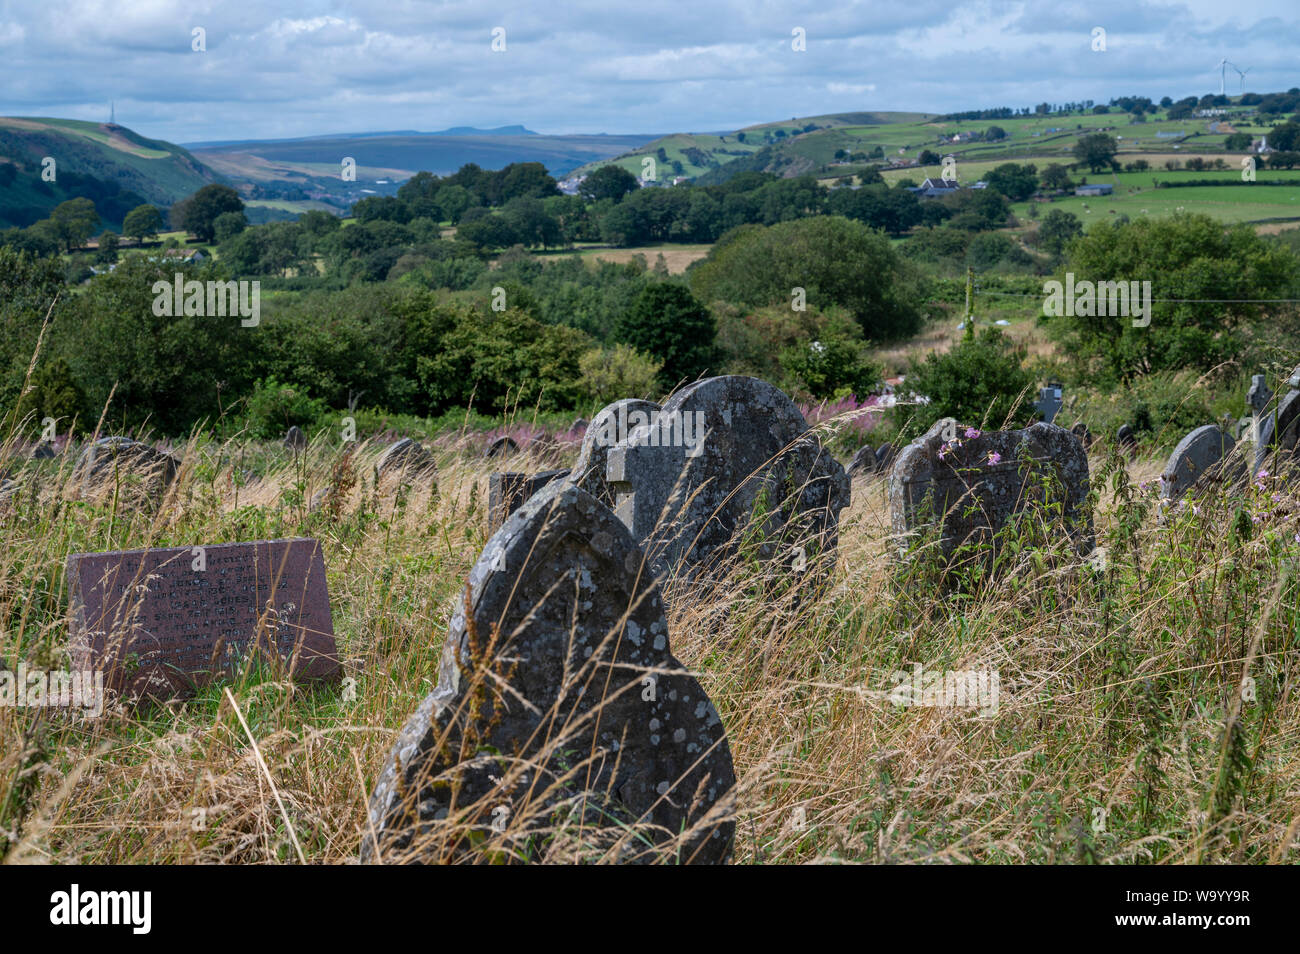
[{"left": 1, "top": 0, "right": 1296, "bottom": 143}]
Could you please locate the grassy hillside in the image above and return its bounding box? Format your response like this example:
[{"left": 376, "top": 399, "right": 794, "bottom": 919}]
[{"left": 0, "top": 117, "right": 221, "bottom": 227}]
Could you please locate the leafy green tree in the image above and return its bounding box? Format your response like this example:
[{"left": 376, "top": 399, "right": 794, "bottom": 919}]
[
  {"left": 690, "top": 216, "right": 924, "bottom": 340},
  {"left": 1037, "top": 208, "right": 1083, "bottom": 257},
  {"left": 179, "top": 185, "right": 244, "bottom": 242},
  {"left": 456, "top": 214, "right": 521, "bottom": 250},
  {"left": 777, "top": 312, "right": 881, "bottom": 399},
  {"left": 0, "top": 246, "right": 66, "bottom": 419},
  {"left": 1049, "top": 213, "right": 1298, "bottom": 382},
  {"left": 435, "top": 184, "right": 475, "bottom": 224},
  {"left": 580, "top": 165, "right": 641, "bottom": 203},
  {"left": 95, "top": 230, "right": 119, "bottom": 264},
  {"left": 1073, "top": 133, "right": 1119, "bottom": 173},
  {"left": 893, "top": 327, "right": 1033, "bottom": 434},
  {"left": 122, "top": 204, "right": 164, "bottom": 244},
  {"left": 49, "top": 198, "right": 98, "bottom": 251},
  {"left": 297, "top": 210, "right": 341, "bottom": 237},
  {"left": 615, "top": 283, "right": 717, "bottom": 388},
  {"left": 1268, "top": 121, "right": 1300, "bottom": 152},
  {"left": 984, "top": 162, "right": 1038, "bottom": 201},
  {"left": 212, "top": 211, "right": 247, "bottom": 244},
  {"left": 1040, "top": 164, "right": 1073, "bottom": 191}
]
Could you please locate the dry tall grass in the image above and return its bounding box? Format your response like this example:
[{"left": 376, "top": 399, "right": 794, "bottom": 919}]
[{"left": 2, "top": 422, "right": 1298, "bottom": 864}]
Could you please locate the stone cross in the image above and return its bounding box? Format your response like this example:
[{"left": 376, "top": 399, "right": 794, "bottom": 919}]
[{"left": 1034, "top": 384, "right": 1064, "bottom": 424}]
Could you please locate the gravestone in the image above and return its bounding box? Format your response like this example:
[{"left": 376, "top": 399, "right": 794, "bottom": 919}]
[
  {"left": 1160, "top": 425, "right": 1237, "bottom": 499},
  {"left": 485, "top": 435, "right": 519, "bottom": 459},
  {"left": 875, "top": 442, "right": 895, "bottom": 472},
  {"left": 847, "top": 443, "right": 875, "bottom": 479},
  {"left": 487, "top": 469, "right": 569, "bottom": 534},
  {"left": 31, "top": 442, "right": 56, "bottom": 460},
  {"left": 1070, "top": 421, "right": 1093, "bottom": 449},
  {"left": 373, "top": 438, "right": 437, "bottom": 486},
  {"left": 1117, "top": 424, "right": 1136, "bottom": 450},
  {"left": 363, "top": 482, "right": 736, "bottom": 864},
  {"left": 570, "top": 417, "right": 589, "bottom": 433},
  {"left": 568, "top": 398, "right": 661, "bottom": 508},
  {"left": 66, "top": 538, "right": 339, "bottom": 700},
  {"left": 1251, "top": 384, "right": 1300, "bottom": 474},
  {"left": 71, "top": 437, "right": 179, "bottom": 504},
  {"left": 889, "top": 419, "right": 1093, "bottom": 574},
  {"left": 283, "top": 426, "right": 307, "bottom": 451},
  {"left": 1034, "top": 384, "right": 1063, "bottom": 424},
  {"left": 605, "top": 376, "right": 849, "bottom": 582}
]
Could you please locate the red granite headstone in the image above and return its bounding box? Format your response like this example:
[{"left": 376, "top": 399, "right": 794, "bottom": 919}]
[{"left": 66, "top": 537, "right": 339, "bottom": 700}]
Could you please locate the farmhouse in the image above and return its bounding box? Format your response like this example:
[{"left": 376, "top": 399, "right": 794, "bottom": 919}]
[{"left": 908, "top": 177, "right": 962, "bottom": 198}]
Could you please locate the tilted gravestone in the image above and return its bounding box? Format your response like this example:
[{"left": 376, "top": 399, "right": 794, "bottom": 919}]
[
  {"left": 486, "top": 468, "right": 569, "bottom": 534},
  {"left": 889, "top": 419, "right": 1093, "bottom": 574},
  {"left": 373, "top": 438, "right": 437, "bottom": 487},
  {"left": 1161, "top": 425, "right": 1238, "bottom": 499},
  {"left": 283, "top": 426, "right": 307, "bottom": 451},
  {"left": 1252, "top": 387, "right": 1300, "bottom": 474},
  {"left": 71, "top": 437, "right": 179, "bottom": 504},
  {"left": 363, "top": 482, "right": 736, "bottom": 864},
  {"left": 875, "top": 442, "right": 895, "bottom": 472},
  {"left": 605, "top": 376, "right": 850, "bottom": 582},
  {"left": 568, "top": 398, "right": 661, "bottom": 508},
  {"left": 66, "top": 538, "right": 339, "bottom": 701},
  {"left": 847, "top": 443, "right": 875, "bottom": 479}
]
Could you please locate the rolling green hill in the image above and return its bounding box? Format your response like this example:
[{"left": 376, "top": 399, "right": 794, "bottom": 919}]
[{"left": 0, "top": 117, "right": 221, "bottom": 229}]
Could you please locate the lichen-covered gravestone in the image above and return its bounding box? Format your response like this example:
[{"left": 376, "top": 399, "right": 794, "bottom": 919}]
[
  {"left": 71, "top": 437, "right": 179, "bottom": 505},
  {"left": 283, "top": 426, "right": 307, "bottom": 452},
  {"left": 1160, "top": 425, "right": 1238, "bottom": 499},
  {"left": 568, "top": 398, "right": 661, "bottom": 508},
  {"left": 847, "top": 443, "right": 875, "bottom": 479},
  {"left": 889, "top": 419, "right": 1093, "bottom": 576},
  {"left": 605, "top": 376, "right": 849, "bottom": 582},
  {"left": 363, "top": 482, "right": 736, "bottom": 864}
]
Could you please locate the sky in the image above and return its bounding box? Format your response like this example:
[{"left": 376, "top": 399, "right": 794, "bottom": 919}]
[{"left": 1, "top": 0, "right": 1297, "bottom": 143}]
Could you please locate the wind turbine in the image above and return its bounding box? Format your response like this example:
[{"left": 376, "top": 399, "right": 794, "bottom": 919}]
[
  {"left": 1234, "top": 64, "right": 1250, "bottom": 94},
  {"left": 1216, "top": 57, "right": 1228, "bottom": 96}
]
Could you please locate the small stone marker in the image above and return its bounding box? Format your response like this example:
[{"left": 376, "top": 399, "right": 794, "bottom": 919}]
[
  {"left": 875, "top": 442, "right": 895, "bottom": 473},
  {"left": 363, "top": 482, "right": 736, "bottom": 864},
  {"left": 889, "top": 419, "right": 1093, "bottom": 575},
  {"left": 71, "top": 437, "right": 179, "bottom": 503},
  {"left": 373, "top": 438, "right": 436, "bottom": 486},
  {"left": 31, "top": 442, "right": 56, "bottom": 460},
  {"left": 66, "top": 538, "right": 339, "bottom": 700},
  {"left": 569, "top": 398, "right": 661, "bottom": 507},
  {"left": 1070, "top": 421, "right": 1093, "bottom": 449},
  {"left": 485, "top": 435, "right": 519, "bottom": 458},
  {"left": 1034, "top": 384, "right": 1063, "bottom": 424},
  {"left": 1161, "top": 425, "right": 1237, "bottom": 499},
  {"left": 1248, "top": 374, "right": 1273, "bottom": 414},
  {"left": 605, "top": 376, "right": 849, "bottom": 582},
  {"left": 283, "top": 426, "right": 307, "bottom": 451},
  {"left": 1117, "top": 423, "right": 1136, "bottom": 450},
  {"left": 487, "top": 468, "right": 569, "bottom": 534},
  {"left": 847, "top": 443, "right": 875, "bottom": 479}
]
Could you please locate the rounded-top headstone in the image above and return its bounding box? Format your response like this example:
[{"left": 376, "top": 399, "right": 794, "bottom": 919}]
[
  {"left": 71, "top": 437, "right": 179, "bottom": 503},
  {"left": 605, "top": 376, "right": 849, "bottom": 582},
  {"left": 485, "top": 435, "right": 519, "bottom": 459},
  {"left": 283, "top": 426, "right": 307, "bottom": 451},
  {"left": 568, "top": 398, "right": 661, "bottom": 507},
  {"left": 363, "top": 481, "right": 736, "bottom": 864},
  {"left": 847, "top": 443, "right": 875, "bottom": 479},
  {"left": 373, "top": 437, "right": 436, "bottom": 485},
  {"left": 875, "top": 442, "right": 895, "bottom": 473}
]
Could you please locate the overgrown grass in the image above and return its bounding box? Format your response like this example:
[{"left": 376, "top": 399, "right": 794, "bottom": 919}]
[{"left": 2, "top": 415, "right": 1299, "bottom": 864}]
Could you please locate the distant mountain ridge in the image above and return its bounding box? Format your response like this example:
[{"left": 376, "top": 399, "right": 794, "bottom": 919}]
[{"left": 182, "top": 124, "right": 541, "bottom": 149}]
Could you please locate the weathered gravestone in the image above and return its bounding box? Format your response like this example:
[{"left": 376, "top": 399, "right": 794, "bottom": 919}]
[
  {"left": 1117, "top": 424, "right": 1137, "bottom": 451},
  {"left": 485, "top": 435, "right": 519, "bottom": 459},
  {"left": 486, "top": 468, "right": 569, "bottom": 534},
  {"left": 283, "top": 426, "right": 307, "bottom": 452},
  {"left": 1070, "top": 421, "right": 1093, "bottom": 449},
  {"left": 66, "top": 538, "right": 339, "bottom": 700},
  {"left": 847, "top": 443, "right": 875, "bottom": 479},
  {"left": 605, "top": 376, "right": 850, "bottom": 582},
  {"left": 889, "top": 419, "right": 1093, "bottom": 574},
  {"left": 568, "top": 398, "right": 661, "bottom": 508},
  {"left": 363, "top": 482, "right": 736, "bottom": 864},
  {"left": 875, "top": 442, "right": 895, "bottom": 472},
  {"left": 1160, "top": 425, "right": 1238, "bottom": 499},
  {"left": 31, "top": 442, "right": 56, "bottom": 460},
  {"left": 1252, "top": 385, "right": 1300, "bottom": 474},
  {"left": 71, "top": 437, "right": 179, "bottom": 504},
  {"left": 373, "top": 438, "right": 437, "bottom": 487}
]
